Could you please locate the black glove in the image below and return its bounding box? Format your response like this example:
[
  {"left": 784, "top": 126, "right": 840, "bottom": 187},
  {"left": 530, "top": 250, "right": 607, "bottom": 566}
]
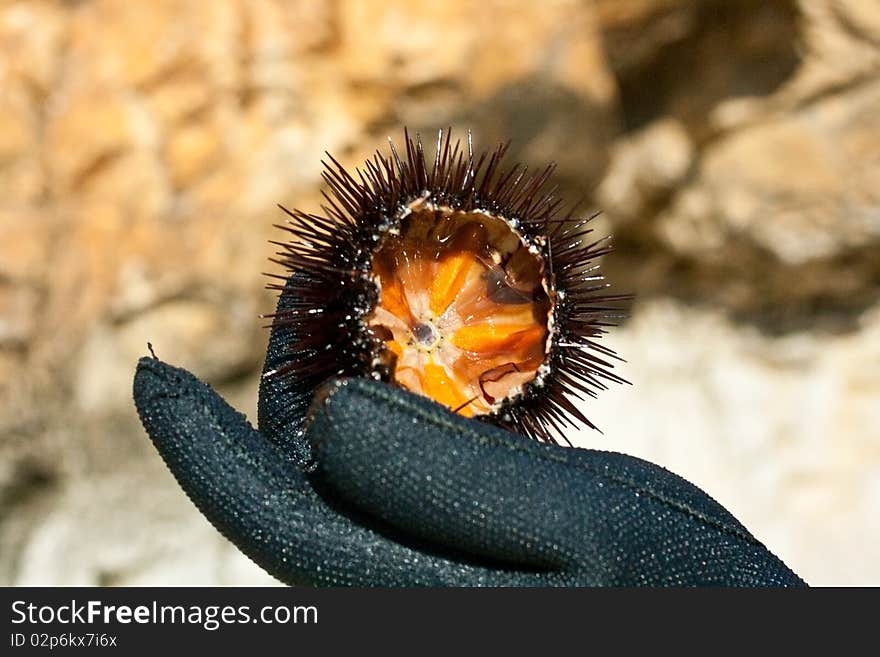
[{"left": 132, "top": 294, "right": 806, "bottom": 587}]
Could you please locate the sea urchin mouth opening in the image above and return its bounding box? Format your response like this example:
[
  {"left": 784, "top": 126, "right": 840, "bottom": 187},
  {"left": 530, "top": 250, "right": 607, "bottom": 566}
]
[{"left": 366, "top": 198, "right": 553, "bottom": 417}]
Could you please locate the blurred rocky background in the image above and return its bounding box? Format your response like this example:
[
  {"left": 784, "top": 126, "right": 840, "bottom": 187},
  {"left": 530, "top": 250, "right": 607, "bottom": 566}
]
[{"left": 1, "top": 0, "right": 877, "bottom": 585}]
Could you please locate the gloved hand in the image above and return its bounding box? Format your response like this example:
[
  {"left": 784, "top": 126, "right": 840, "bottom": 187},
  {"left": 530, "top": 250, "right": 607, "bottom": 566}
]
[{"left": 132, "top": 293, "right": 806, "bottom": 587}]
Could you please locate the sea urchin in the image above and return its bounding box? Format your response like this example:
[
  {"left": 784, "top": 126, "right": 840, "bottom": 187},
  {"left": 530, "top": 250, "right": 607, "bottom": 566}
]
[{"left": 264, "top": 130, "right": 628, "bottom": 444}]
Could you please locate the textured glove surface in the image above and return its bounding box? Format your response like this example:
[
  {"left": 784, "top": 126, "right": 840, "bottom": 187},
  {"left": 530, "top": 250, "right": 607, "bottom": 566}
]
[
  {"left": 132, "top": 366, "right": 805, "bottom": 586},
  {"left": 131, "top": 289, "right": 805, "bottom": 587}
]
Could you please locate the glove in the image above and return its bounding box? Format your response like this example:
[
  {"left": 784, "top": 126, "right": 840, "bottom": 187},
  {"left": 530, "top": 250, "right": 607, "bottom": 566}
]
[{"left": 132, "top": 293, "right": 806, "bottom": 587}]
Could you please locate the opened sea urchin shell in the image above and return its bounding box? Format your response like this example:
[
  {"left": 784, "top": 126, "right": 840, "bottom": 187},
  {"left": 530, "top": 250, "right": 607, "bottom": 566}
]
[{"left": 264, "top": 130, "right": 628, "bottom": 444}]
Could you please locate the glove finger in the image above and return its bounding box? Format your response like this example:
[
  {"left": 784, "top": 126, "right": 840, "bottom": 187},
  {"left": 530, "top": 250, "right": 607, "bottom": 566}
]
[
  {"left": 307, "top": 378, "right": 807, "bottom": 586},
  {"left": 257, "top": 272, "right": 316, "bottom": 467},
  {"left": 306, "top": 377, "right": 588, "bottom": 571},
  {"left": 134, "top": 357, "right": 551, "bottom": 586}
]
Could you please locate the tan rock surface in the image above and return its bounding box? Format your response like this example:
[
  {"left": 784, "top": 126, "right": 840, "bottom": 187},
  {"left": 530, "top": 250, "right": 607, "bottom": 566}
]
[{"left": 1, "top": 0, "right": 878, "bottom": 585}]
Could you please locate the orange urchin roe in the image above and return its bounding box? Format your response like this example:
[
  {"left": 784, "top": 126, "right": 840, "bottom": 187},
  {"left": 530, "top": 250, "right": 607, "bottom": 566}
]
[{"left": 366, "top": 200, "right": 552, "bottom": 416}]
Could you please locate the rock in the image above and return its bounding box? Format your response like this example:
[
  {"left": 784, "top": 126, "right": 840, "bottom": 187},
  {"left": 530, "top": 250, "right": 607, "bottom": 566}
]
[
  {"left": 780, "top": 0, "right": 880, "bottom": 104},
  {"left": 12, "top": 463, "right": 277, "bottom": 586},
  {"left": 45, "top": 88, "right": 147, "bottom": 194},
  {"left": 658, "top": 79, "right": 880, "bottom": 264},
  {"left": 76, "top": 297, "right": 264, "bottom": 416},
  {"left": 330, "top": 0, "right": 619, "bottom": 187},
  {"left": 165, "top": 120, "right": 222, "bottom": 188},
  {"left": 0, "top": 1, "right": 65, "bottom": 93},
  {"left": 599, "top": 0, "right": 801, "bottom": 136},
  {"left": 598, "top": 118, "right": 693, "bottom": 224}
]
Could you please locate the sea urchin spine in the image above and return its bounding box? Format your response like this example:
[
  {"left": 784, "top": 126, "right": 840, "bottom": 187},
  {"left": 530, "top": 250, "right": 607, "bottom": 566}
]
[{"left": 264, "top": 130, "right": 628, "bottom": 444}]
